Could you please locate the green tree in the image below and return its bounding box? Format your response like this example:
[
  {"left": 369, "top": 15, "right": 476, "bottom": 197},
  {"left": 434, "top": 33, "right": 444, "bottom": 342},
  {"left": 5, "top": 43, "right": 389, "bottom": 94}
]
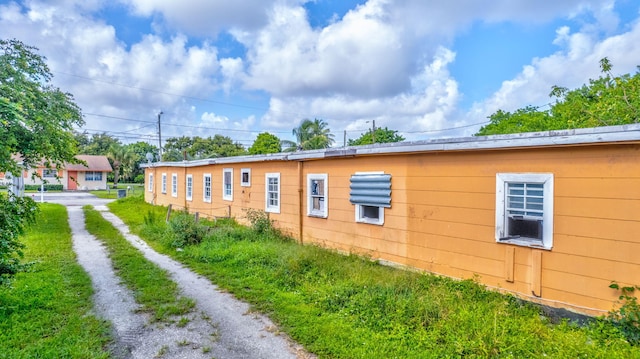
[
  {"left": 476, "top": 58, "right": 640, "bottom": 136},
  {"left": 348, "top": 127, "right": 405, "bottom": 146},
  {"left": 124, "top": 141, "right": 158, "bottom": 182},
  {"left": 76, "top": 132, "right": 122, "bottom": 155},
  {"left": 475, "top": 106, "right": 555, "bottom": 135},
  {"left": 1, "top": 39, "right": 83, "bottom": 173},
  {"left": 248, "top": 132, "right": 282, "bottom": 154},
  {"left": 282, "top": 118, "right": 335, "bottom": 151},
  {"left": 107, "top": 144, "right": 135, "bottom": 187},
  {"left": 1, "top": 39, "right": 82, "bottom": 283},
  {"left": 163, "top": 136, "right": 193, "bottom": 154},
  {"left": 162, "top": 135, "right": 246, "bottom": 160}
]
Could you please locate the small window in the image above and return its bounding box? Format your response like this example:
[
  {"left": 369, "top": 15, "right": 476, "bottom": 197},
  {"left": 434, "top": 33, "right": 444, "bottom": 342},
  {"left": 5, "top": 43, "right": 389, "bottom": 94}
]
[
  {"left": 85, "top": 171, "right": 103, "bottom": 181},
  {"left": 171, "top": 173, "right": 178, "bottom": 197},
  {"left": 307, "top": 174, "right": 328, "bottom": 218},
  {"left": 148, "top": 173, "right": 154, "bottom": 192},
  {"left": 355, "top": 204, "right": 384, "bottom": 225},
  {"left": 161, "top": 173, "right": 167, "bottom": 194},
  {"left": 203, "top": 174, "right": 212, "bottom": 203},
  {"left": 186, "top": 174, "right": 193, "bottom": 201},
  {"left": 241, "top": 168, "right": 251, "bottom": 187},
  {"left": 350, "top": 172, "right": 390, "bottom": 226},
  {"left": 496, "top": 173, "right": 554, "bottom": 250},
  {"left": 223, "top": 168, "right": 233, "bottom": 201},
  {"left": 43, "top": 169, "right": 57, "bottom": 178},
  {"left": 265, "top": 173, "right": 280, "bottom": 213}
]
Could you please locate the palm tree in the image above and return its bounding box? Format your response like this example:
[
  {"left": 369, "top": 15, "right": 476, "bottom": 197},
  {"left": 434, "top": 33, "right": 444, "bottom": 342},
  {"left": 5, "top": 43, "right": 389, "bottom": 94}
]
[
  {"left": 282, "top": 118, "right": 335, "bottom": 151},
  {"left": 107, "top": 145, "right": 135, "bottom": 188}
]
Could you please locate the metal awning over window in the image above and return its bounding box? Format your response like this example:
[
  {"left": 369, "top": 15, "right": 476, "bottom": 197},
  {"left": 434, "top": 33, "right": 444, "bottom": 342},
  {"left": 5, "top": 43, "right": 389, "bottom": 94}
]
[{"left": 349, "top": 173, "right": 391, "bottom": 208}]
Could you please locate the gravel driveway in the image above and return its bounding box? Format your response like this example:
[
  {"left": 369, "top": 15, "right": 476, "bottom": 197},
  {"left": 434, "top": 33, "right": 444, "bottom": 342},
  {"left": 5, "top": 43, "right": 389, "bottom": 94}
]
[{"left": 47, "top": 193, "right": 311, "bottom": 359}]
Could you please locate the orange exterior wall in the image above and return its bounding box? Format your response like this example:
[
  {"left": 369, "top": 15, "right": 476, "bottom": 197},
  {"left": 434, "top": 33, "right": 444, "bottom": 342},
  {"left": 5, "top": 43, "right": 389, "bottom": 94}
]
[
  {"left": 145, "top": 161, "right": 302, "bottom": 237},
  {"left": 146, "top": 142, "right": 640, "bottom": 315}
]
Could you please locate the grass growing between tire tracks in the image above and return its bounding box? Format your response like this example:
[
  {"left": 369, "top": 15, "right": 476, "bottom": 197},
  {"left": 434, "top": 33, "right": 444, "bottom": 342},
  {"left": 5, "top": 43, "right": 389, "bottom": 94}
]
[
  {"left": 0, "top": 204, "right": 112, "bottom": 358},
  {"left": 83, "top": 206, "right": 194, "bottom": 322},
  {"left": 109, "top": 197, "right": 640, "bottom": 358}
]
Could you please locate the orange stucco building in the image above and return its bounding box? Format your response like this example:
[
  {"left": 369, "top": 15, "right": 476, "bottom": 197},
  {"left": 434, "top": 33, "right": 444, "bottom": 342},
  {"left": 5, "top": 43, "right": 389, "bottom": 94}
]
[{"left": 144, "top": 124, "right": 640, "bottom": 315}]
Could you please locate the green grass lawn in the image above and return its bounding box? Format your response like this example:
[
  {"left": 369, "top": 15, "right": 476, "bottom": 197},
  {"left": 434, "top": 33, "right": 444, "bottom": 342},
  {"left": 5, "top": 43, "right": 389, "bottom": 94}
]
[
  {"left": 90, "top": 187, "right": 144, "bottom": 199},
  {"left": 109, "top": 196, "right": 640, "bottom": 358},
  {"left": 0, "top": 204, "right": 112, "bottom": 358}
]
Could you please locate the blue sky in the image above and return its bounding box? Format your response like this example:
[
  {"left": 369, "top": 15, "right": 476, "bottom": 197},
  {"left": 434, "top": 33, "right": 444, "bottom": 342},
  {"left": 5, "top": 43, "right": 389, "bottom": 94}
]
[{"left": 1, "top": 0, "right": 639, "bottom": 149}]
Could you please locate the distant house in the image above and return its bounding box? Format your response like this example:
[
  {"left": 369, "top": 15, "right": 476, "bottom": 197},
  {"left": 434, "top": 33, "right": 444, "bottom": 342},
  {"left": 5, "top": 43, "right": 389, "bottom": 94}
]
[
  {"left": 20, "top": 155, "right": 113, "bottom": 190},
  {"left": 143, "top": 124, "right": 640, "bottom": 316}
]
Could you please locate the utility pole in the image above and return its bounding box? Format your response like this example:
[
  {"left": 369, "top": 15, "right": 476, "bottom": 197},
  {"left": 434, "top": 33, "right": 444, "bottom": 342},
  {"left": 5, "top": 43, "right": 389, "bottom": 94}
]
[
  {"left": 372, "top": 120, "right": 376, "bottom": 144},
  {"left": 157, "top": 111, "right": 163, "bottom": 159}
]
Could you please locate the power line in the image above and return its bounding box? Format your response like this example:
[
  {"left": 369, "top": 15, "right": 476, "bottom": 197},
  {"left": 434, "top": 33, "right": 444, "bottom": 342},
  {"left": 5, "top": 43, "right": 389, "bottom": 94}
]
[
  {"left": 62, "top": 70, "right": 488, "bottom": 135},
  {"left": 83, "top": 111, "right": 487, "bottom": 136},
  {"left": 400, "top": 120, "right": 490, "bottom": 134},
  {"left": 83, "top": 112, "right": 294, "bottom": 134}
]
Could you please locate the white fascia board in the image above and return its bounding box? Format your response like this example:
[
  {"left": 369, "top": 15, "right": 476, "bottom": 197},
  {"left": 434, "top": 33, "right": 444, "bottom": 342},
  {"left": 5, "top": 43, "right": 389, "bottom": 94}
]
[{"left": 214, "top": 153, "right": 289, "bottom": 164}]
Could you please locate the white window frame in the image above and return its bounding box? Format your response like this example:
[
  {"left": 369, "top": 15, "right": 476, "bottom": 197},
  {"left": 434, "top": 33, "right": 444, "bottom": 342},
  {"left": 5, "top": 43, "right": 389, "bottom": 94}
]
[
  {"left": 148, "top": 173, "right": 154, "bottom": 192},
  {"left": 171, "top": 173, "right": 178, "bottom": 197},
  {"left": 186, "top": 174, "right": 193, "bottom": 201},
  {"left": 307, "top": 173, "right": 328, "bottom": 218},
  {"left": 353, "top": 171, "right": 386, "bottom": 226},
  {"left": 203, "top": 173, "right": 212, "bottom": 203},
  {"left": 265, "top": 173, "right": 280, "bottom": 214},
  {"left": 355, "top": 204, "right": 385, "bottom": 225},
  {"left": 85, "top": 171, "right": 103, "bottom": 181},
  {"left": 222, "top": 168, "right": 233, "bottom": 201},
  {"left": 496, "top": 173, "right": 554, "bottom": 250},
  {"left": 161, "top": 173, "right": 167, "bottom": 194},
  {"left": 240, "top": 168, "right": 251, "bottom": 187}
]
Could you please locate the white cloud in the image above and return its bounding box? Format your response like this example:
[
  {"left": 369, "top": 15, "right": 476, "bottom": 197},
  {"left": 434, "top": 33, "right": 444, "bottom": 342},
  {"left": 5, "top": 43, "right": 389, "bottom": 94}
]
[
  {"left": 0, "top": 0, "right": 224, "bottom": 140},
  {"left": 121, "top": 0, "right": 292, "bottom": 36},
  {"left": 239, "top": 2, "right": 413, "bottom": 98},
  {"left": 236, "top": 0, "right": 626, "bottom": 139},
  {"left": 2, "top": 0, "right": 638, "bottom": 145},
  {"left": 260, "top": 46, "right": 460, "bottom": 142},
  {"left": 465, "top": 10, "right": 640, "bottom": 135}
]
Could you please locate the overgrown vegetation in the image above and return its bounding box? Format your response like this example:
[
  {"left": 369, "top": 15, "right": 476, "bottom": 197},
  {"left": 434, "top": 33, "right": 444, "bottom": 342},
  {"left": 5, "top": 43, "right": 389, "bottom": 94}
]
[
  {"left": 0, "top": 193, "right": 38, "bottom": 285},
  {"left": 108, "top": 196, "right": 640, "bottom": 358},
  {"left": 244, "top": 208, "right": 276, "bottom": 234},
  {"left": 165, "top": 211, "right": 208, "bottom": 248},
  {"left": 608, "top": 282, "right": 640, "bottom": 345},
  {"left": 83, "top": 206, "right": 194, "bottom": 322},
  {"left": 0, "top": 204, "right": 111, "bottom": 358}
]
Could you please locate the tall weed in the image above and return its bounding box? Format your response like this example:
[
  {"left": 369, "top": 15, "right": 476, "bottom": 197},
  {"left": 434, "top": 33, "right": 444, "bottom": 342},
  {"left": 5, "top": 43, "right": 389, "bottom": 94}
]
[{"left": 165, "top": 212, "right": 208, "bottom": 248}]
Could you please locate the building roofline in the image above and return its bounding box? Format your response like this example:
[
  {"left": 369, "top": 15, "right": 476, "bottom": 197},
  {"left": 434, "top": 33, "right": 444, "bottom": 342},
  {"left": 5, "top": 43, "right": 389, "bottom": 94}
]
[{"left": 142, "top": 123, "right": 640, "bottom": 168}]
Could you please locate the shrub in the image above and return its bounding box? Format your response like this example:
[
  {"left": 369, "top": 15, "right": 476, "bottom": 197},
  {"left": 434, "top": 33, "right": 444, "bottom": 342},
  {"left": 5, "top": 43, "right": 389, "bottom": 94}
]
[
  {"left": 134, "top": 174, "right": 145, "bottom": 183},
  {"left": 244, "top": 208, "right": 273, "bottom": 234},
  {"left": 0, "top": 193, "right": 38, "bottom": 285},
  {"left": 608, "top": 282, "right": 640, "bottom": 345},
  {"left": 25, "top": 184, "right": 63, "bottom": 191},
  {"left": 165, "top": 212, "right": 208, "bottom": 248}
]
